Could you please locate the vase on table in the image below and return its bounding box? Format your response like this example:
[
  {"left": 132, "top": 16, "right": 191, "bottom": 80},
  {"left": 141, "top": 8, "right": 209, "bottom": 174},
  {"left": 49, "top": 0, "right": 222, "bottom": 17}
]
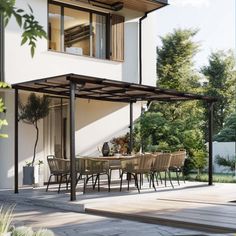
[{"left": 102, "top": 142, "right": 110, "bottom": 156}]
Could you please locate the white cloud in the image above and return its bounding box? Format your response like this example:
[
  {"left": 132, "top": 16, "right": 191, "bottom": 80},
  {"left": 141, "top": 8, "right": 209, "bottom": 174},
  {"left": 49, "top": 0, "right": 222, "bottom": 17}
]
[{"left": 170, "top": 0, "right": 210, "bottom": 8}]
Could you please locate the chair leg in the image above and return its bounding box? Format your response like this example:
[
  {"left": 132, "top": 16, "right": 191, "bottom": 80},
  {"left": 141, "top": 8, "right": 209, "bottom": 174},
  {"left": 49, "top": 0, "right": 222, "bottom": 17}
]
[
  {"left": 127, "top": 173, "right": 130, "bottom": 191},
  {"left": 182, "top": 170, "right": 186, "bottom": 183},
  {"left": 155, "top": 172, "right": 159, "bottom": 186},
  {"left": 176, "top": 170, "right": 180, "bottom": 185},
  {"left": 120, "top": 172, "right": 123, "bottom": 191},
  {"left": 97, "top": 174, "right": 100, "bottom": 192},
  {"left": 93, "top": 175, "right": 98, "bottom": 190},
  {"left": 76, "top": 174, "right": 82, "bottom": 186},
  {"left": 58, "top": 174, "right": 63, "bottom": 193},
  {"left": 107, "top": 174, "right": 111, "bottom": 192},
  {"left": 149, "top": 174, "right": 151, "bottom": 188},
  {"left": 83, "top": 177, "right": 86, "bottom": 194},
  {"left": 159, "top": 172, "right": 163, "bottom": 184},
  {"left": 134, "top": 174, "right": 140, "bottom": 193},
  {"left": 164, "top": 171, "right": 167, "bottom": 187},
  {"left": 139, "top": 174, "right": 142, "bottom": 189},
  {"left": 46, "top": 174, "right": 53, "bottom": 192},
  {"left": 168, "top": 171, "right": 174, "bottom": 188},
  {"left": 152, "top": 173, "right": 156, "bottom": 191}
]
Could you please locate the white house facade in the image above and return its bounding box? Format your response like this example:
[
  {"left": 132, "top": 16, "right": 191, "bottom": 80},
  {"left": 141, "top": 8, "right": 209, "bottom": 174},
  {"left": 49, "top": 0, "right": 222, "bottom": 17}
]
[{"left": 0, "top": 0, "right": 168, "bottom": 188}]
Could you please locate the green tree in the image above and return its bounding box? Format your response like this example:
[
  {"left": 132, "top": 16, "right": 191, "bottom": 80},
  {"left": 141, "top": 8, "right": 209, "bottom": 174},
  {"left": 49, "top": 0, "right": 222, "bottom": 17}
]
[
  {"left": 19, "top": 93, "right": 50, "bottom": 166},
  {"left": 0, "top": 0, "right": 47, "bottom": 56},
  {"left": 156, "top": 28, "right": 200, "bottom": 91},
  {"left": 201, "top": 51, "right": 236, "bottom": 136},
  {"left": 135, "top": 28, "right": 207, "bottom": 174},
  {"left": 214, "top": 112, "right": 236, "bottom": 142}
]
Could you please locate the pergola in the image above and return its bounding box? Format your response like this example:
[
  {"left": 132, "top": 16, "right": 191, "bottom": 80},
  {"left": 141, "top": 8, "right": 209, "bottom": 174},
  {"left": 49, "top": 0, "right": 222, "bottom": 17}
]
[{"left": 13, "top": 73, "right": 217, "bottom": 201}]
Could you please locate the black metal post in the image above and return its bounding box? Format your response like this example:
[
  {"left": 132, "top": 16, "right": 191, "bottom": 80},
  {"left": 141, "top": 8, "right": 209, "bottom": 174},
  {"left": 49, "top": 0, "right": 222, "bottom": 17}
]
[
  {"left": 129, "top": 102, "right": 133, "bottom": 154},
  {"left": 208, "top": 102, "right": 214, "bottom": 186},
  {"left": 0, "top": 13, "right": 5, "bottom": 82},
  {"left": 70, "top": 81, "right": 76, "bottom": 201},
  {"left": 14, "top": 89, "right": 19, "bottom": 193}
]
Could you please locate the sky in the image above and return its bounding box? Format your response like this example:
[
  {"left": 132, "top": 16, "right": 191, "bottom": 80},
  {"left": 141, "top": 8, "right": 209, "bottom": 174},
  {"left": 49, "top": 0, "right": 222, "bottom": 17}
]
[{"left": 154, "top": 0, "right": 236, "bottom": 70}]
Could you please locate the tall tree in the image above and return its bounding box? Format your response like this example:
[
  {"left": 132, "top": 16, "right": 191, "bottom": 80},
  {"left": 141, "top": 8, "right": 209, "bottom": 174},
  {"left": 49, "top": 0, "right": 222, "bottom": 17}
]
[
  {"left": 156, "top": 28, "right": 200, "bottom": 91},
  {"left": 214, "top": 112, "right": 236, "bottom": 142},
  {"left": 201, "top": 50, "right": 236, "bottom": 136},
  {"left": 135, "top": 28, "right": 207, "bottom": 174}
]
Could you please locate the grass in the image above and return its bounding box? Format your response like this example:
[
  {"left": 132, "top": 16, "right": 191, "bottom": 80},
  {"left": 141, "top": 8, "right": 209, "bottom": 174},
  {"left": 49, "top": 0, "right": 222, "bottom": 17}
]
[
  {"left": 186, "top": 173, "right": 236, "bottom": 183},
  {"left": 158, "top": 172, "right": 236, "bottom": 183}
]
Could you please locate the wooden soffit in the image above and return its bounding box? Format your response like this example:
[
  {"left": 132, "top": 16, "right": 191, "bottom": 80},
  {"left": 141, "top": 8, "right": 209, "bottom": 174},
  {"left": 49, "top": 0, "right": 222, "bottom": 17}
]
[{"left": 92, "top": 0, "right": 168, "bottom": 12}]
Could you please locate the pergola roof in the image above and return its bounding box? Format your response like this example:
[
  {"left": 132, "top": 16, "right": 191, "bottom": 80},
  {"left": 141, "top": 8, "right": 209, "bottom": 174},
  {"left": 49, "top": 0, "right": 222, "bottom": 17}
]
[{"left": 12, "top": 73, "right": 217, "bottom": 103}]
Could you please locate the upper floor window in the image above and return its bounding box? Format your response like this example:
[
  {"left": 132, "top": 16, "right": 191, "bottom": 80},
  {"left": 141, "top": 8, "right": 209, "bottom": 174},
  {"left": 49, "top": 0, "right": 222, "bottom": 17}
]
[{"left": 48, "top": 1, "right": 124, "bottom": 61}]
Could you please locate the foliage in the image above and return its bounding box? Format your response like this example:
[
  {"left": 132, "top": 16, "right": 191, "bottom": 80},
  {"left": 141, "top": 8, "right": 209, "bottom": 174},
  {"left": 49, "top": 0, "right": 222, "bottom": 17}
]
[
  {"left": 214, "top": 112, "right": 236, "bottom": 142},
  {"left": 110, "top": 133, "right": 129, "bottom": 154},
  {"left": 134, "top": 28, "right": 207, "bottom": 174},
  {"left": 12, "top": 226, "right": 34, "bottom": 236},
  {"left": 12, "top": 226, "right": 55, "bottom": 236},
  {"left": 0, "top": 0, "right": 47, "bottom": 57},
  {"left": 0, "top": 205, "right": 54, "bottom": 236},
  {"left": 19, "top": 93, "right": 50, "bottom": 166},
  {"left": 0, "top": 82, "right": 11, "bottom": 138},
  {"left": 192, "top": 149, "right": 208, "bottom": 176},
  {"left": 215, "top": 155, "right": 236, "bottom": 172},
  {"left": 0, "top": 205, "right": 14, "bottom": 234},
  {"left": 186, "top": 173, "right": 236, "bottom": 183},
  {"left": 33, "top": 229, "right": 54, "bottom": 236},
  {"left": 201, "top": 50, "right": 236, "bottom": 136},
  {"left": 156, "top": 28, "right": 200, "bottom": 91}
]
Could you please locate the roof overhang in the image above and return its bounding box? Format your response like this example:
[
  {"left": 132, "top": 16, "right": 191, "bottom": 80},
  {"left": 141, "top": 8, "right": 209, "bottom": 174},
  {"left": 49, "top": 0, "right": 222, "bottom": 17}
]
[
  {"left": 91, "top": 0, "right": 168, "bottom": 12},
  {"left": 12, "top": 74, "right": 217, "bottom": 103}
]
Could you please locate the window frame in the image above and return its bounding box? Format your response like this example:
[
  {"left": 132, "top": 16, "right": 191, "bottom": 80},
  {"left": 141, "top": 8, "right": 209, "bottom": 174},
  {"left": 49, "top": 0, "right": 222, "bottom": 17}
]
[{"left": 48, "top": 0, "right": 110, "bottom": 59}]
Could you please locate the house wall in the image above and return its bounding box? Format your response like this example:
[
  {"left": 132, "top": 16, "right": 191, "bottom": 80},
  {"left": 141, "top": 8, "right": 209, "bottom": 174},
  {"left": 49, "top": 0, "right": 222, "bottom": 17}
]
[{"left": 0, "top": 0, "right": 158, "bottom": 188}]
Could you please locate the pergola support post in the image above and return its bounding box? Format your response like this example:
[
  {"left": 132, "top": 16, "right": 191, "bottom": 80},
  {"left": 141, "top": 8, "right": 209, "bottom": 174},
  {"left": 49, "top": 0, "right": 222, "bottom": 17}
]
[
  {"left": 129, "top": 102, "right": 133, "bottom": 154},
  {"left": 70, "top": 81, "right": 76, "bottom": 201},
  {"left": 208, "top": 102, "right": 214, "bottom": 186},
  {"left": 14, "top": 89, "right": 19, "bottom": 193}
]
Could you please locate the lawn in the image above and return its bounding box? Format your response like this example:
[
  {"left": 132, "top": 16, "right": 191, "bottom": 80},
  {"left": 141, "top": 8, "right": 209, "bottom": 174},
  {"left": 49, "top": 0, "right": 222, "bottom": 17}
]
[{"left": 186, "top": 173, "right": 236, "bottom": 183}]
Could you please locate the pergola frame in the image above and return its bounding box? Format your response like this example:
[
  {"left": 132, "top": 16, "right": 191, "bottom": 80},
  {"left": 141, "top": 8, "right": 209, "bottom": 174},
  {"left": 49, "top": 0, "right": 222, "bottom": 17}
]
[{"left": 13, "top": 74, "right": 217, "bottom": 201}]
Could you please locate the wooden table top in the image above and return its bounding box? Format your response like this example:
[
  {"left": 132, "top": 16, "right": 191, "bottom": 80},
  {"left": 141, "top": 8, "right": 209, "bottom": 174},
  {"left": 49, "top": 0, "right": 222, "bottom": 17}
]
[{"left": 89, "top": 155, "right": 135, "bottom": 161}]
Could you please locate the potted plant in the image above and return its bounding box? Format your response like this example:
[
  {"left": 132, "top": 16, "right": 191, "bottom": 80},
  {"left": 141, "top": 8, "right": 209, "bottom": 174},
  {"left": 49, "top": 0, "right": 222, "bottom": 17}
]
[{"left": 19, "top": 93, "right": 50, "bottom": 185}]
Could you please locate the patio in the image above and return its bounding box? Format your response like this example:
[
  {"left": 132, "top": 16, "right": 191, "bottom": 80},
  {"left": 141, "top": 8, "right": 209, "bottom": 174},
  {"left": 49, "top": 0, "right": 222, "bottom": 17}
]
[
  {"left": 12, "top": 73, "right": 217, "bottom": 201},
  {"left": 1, "top": 180, "right": 236, "bottom": 234}
]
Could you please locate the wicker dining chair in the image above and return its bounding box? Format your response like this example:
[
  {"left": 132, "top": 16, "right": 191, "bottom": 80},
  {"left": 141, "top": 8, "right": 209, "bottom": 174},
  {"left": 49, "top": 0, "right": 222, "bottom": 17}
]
[
  {"left": 76, "top": 157, "right": 110, "bottom": 194},
  {"left": 169, "top": 150, "right": 186, "bottom": 185},
  {"left": 152, "top": 153, "right": 173, "bottom": 188},
  {"left": 46, "top": 156, "right": 70, "bottom": 193},
  {"left": 120, "top": 154, "right": 155, "bottom": 193}
]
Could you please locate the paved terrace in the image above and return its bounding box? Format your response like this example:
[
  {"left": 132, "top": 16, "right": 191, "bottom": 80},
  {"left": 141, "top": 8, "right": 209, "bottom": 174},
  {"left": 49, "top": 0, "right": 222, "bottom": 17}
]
[{"left": 1, "top": 179, "right": 236, "bottom": 234}]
